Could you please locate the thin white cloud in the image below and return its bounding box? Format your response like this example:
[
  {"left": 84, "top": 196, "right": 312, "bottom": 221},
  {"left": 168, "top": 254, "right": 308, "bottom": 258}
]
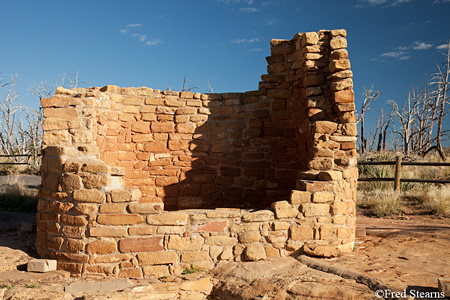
[
  {"left": 380, "top": 51, "right": 411, "bottom": 60},
  {"left": 437, "top": 43, "right": 450, "bottom": 50},
  {"left": 146, "top": 39, "right": 163, "bottom": 46},
  {"left": 239, "top": 7, "right": 259, "bottom": 12},
  {"left": 119, "top": 24, "right": 162, "bottom": 46},
  {"left": 132, "top": 34, "right": 147, "bottom": 42},
  {"left": 432, "top": 0, "right": 450, "bottom": 3},
  {"left": 378, "top": 40, "right": 434, "bottom": 61},
  {"left": 231, "top": 38, "right": 260, "bottom": 44},
  {"left": 119, "top": 23, "right": 142, "bottom": 34},
  {"left": 249, "top": 48, "right": 263, "bottom": 52},
  {"left": 411, "top": 41, "right": 433, "bottom": 50},
  {"left": 357, "top": 0, "right": 412, "bottom": 7},
  {"left": 265, "top": 18, "right": 277, "bottom": 26}
]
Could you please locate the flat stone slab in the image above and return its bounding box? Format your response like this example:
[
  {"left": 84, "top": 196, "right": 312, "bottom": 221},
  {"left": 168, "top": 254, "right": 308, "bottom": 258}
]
[
  {"left": 439, "top": 278, "right": 450, "bottom": 297},
  {"left": 27, "top": 259, "right": 57, "bottom": 273},
  {"left": 65, "top": 279, "right": 133, "bottom": 295}
]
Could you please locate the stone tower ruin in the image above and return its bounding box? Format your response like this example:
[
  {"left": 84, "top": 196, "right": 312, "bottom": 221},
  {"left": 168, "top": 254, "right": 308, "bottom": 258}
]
[{"left": 37, "top": 29, "right": 357, "bottom": 278}]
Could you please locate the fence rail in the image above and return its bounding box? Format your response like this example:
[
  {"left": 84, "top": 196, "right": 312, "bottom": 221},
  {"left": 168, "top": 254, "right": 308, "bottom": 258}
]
[
  {"left": 358, "top": 156, "right": 450, "bottom": 191},
  {"left": 0, "top": 154, "right": 41, "bottom": 165}
]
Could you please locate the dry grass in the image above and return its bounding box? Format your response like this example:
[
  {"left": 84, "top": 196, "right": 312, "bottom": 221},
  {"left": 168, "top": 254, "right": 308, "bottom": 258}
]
[
  {"left": 421, "top": 185, "right": 450, "bottom": 217},
  {"left": 0, "top": 176, "right": 38, "bottom": 212},
  {"left": 357, "top": 189, "right": 403, "bottom": 217},
  {"left": 357, "top": 151, "right": 450, "bottom": 217}
]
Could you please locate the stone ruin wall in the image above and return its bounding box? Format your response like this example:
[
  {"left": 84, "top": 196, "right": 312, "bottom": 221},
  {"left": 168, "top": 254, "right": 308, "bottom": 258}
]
[{"left": 37, "top": 29, "right": 358, "bottom": 278}]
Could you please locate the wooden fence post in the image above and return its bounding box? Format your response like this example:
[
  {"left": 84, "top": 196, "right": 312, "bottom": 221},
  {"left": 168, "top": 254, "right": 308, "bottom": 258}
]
[{"left": 394, "top": 155, "right": 402, "bottom": 192}]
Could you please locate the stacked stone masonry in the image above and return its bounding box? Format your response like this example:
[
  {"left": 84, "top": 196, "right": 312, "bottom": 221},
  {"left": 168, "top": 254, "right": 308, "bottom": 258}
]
[{"left": 37, "top": 29, "right": 358, "bottom": 277}]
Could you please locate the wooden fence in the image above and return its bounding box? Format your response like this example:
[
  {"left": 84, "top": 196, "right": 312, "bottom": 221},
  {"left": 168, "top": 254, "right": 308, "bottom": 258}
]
[
  {"left": 0, "top": 154, "right": 41, "bottom": 165},
  {"left": 358, "top": 156, "right": 450, "bottom": 191}
]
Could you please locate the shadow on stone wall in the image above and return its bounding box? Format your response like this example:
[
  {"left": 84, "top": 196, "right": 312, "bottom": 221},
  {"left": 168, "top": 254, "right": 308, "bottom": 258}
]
[{"left": 162, "top": 93, "right": 308, "bottom": 211}]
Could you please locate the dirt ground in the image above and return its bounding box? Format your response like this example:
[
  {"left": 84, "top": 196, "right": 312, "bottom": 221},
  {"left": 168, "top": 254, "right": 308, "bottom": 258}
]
[{"left": 0, "top": 209, "right": 449, "bottom": 299}]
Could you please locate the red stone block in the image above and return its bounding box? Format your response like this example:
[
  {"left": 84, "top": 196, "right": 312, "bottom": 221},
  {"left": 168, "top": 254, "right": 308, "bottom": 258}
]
[
  {"left": 119, "top": 237, "right": 164, "bottom": 252},
  {"left": 191, "top": 221, "right": 228, "bottom": 233}
]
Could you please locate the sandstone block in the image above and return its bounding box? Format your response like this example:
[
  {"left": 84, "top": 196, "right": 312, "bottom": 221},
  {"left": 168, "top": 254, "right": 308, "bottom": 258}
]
[
  {"left": 180, "top": 277, "right": 213, "bottom": 292},
  {"left": 147, "top": 212, "right": 189, "bottom": 225},
  {"left": 242, "top": 210, "right": 274, "bottom": 222},
  {"left": 43, "top": 107, "right": 79, "bottom": 120},
  {"left": 43, "top": 131, "right": 70, "bottom": 145},
  {"left": 129, "top": 203, "right": 163, "bottom": 214},
  {"left": 238, "top": 231, "right": 261, "bottom": 243},
  {"left": 271, "top": 201, "right": 299, "bottom": 219},
  {"left": 309, "top": 158, "right": 334, "bottom": 170},
  {"left": 290, "top": 225, "right": 314, "bottom": 241},
  {"left": 303, "top": 243, "right": 341, "bottom": 258},
  {"left": 27, "top": 259, "right": 57, "bottom": 273},
  {"left": 168, "top": 236, "right": 202, "bottom": 251},
  {"left": 303, "top": 74, "right": 325, "bottom": 87},
  {"left": 332, "top": 201, "right": 348, "bottom": 215},
  {"left": 142, "top": 266, "right": 170, "bottom": 278},
  {"left": 438, "top": 278, "right": 450, "bottom": 297},
  {"left": 109, "top": 190, "right": 133, "bottom": 202},
  {"left": 317, "top": 171, "right": 343, "bottom": 181},
  {"left": 329, "top": 59, "right": 351, "bottom": 73},
  {"left": 335, "top": 102, "right": 356, "bottom": 113},
  {"left": 301, "top": 203, "right": 330, "bottom": 217},
  {"left": 204, "top": 236, "right": 236, "bottom": 246},
  {"left": 342, "top": 123, "right": 357, "bottom": 136},
  {"left": 120, "top": 237, "right": 164, "bottom": 252},
  {"left": 312, "top": 191, "right": 335, "bottom": 203},
  {"left": 72, "top": 203, "right": 98, "bottom": 216},
  {"left": 89, "top": 226, "right": 128, "bottom": 237},
  {"left": 137, "top": 251, "right": 178, "bottom": 265},
  {"left": 97, "top": 214, "right": 144, "bottom": 225},
  {"left": 211, "top": 141, "right": 231, "bottom": 153},
  {"left": 151, "top": 122, "right": 175, "bottom": 133},
  {"left": 118, "top": 268, "right": 143, "bottom": 279},
  {"left": 73, "top": 189, "right": 105, "bottom": 203},
  {"left": 330, "top": 29, "right": 347, "bottom": 37},
  {"left": 66, "top": 238, "right": 85, "bottom": 253},
  {"left": 333, "top": 89, "right": 354, "bottom": 103},
  {"left": 60, "top": 215, "right": 88, "bottom": 226},
  {"left": 244, "top": 243, "right": 266, "bottom": 261},
  {"left": 131, "top": 121, "right": 150, "bottom": 133},
  {"left": 86, "top": 239, "right": 117, "bottom": 254},
  {"left": 319, "top": 224, "right": 335, "bottom": 240},
  {"left": 291, "top": 190, "right": 311, "bottom": 204},
  {"left": 41, "top": 96, "right": 80, "bottom": 108},
  {"left": 82, "top": 174, "right": 108, "bottom": 189},
  {"left": 301, "top": 32, "right": 319, "bottom": 46},
  {"left": 181, "top": 250, "right": 210, "bottom": 262},
  {"left": 330, "top": 37, "right": 347, "bottom": 50},
  {"left": 327, "top": 70, "right": 353, "bottom": 80},
  {"left": 60, "top": 174, "right": 82, "bottom": 191},
  {"left": 99, "top": 203, "right": 128, "bottom": 213},
  {"left": 330, "top": 78, "right": 353, "bottom": 91},
  {"left": 314, "top": 121, "right": 337, "bottom": 134},
  {"left": 191, "top": 221, "right": 228, "bottom": 232}
]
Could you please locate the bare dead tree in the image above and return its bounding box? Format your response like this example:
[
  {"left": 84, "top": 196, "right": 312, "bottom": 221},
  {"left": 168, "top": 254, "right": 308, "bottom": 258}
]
[
  {"left": 425, "top": 41, "right": 450, "bottom": 160},
  {"left": 0, "top": 75, "right": 26, "bottom": 157},
  {"left": 207, "top": 80, "right": 214, "bottom": 93},
  {"left": 375, "top": 106, "right": 393, "bottom": 151},
  {"left": 56, "top": 71, "right": 81, "bottom": 89},
  {"left": 357, "top": 86, "right": 382, "bottom": 153},
  {"left": 181, "top": 75, "right": 198, "bottom": 92},
  {"left": 389, "top": 89, "right": 422, "bottom": 157}
]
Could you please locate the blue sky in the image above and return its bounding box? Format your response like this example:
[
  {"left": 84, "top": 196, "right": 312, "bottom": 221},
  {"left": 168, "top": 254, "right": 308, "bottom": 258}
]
[{"left": 1, "top": 0, "right": 449, "bottom": 139}]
